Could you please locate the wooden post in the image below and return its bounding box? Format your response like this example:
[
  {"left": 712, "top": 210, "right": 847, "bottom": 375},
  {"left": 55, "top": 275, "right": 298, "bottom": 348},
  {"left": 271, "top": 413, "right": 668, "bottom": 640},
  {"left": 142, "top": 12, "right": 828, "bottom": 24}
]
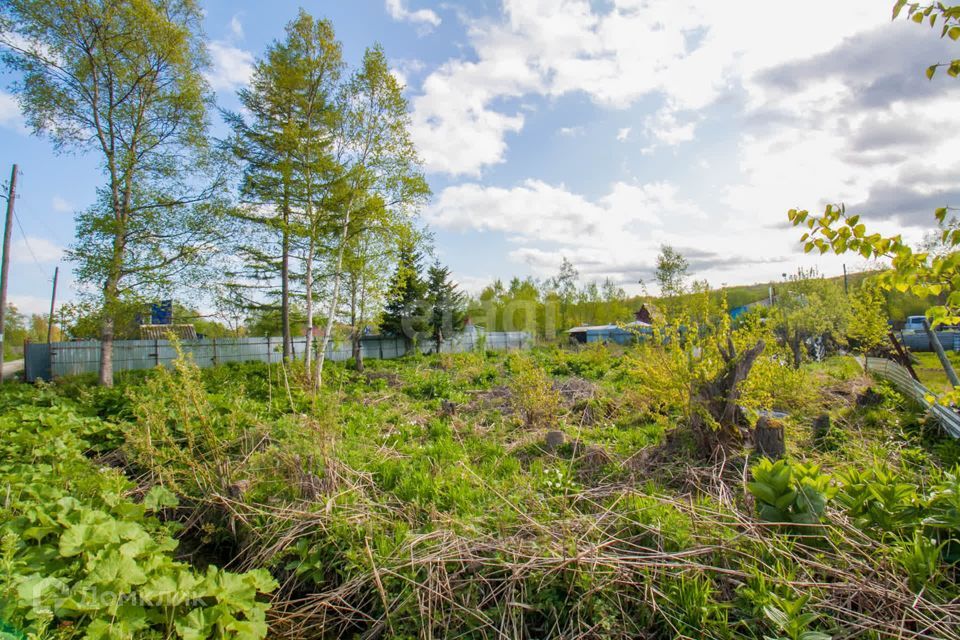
[
  {"left": 47, "top": 266, "right": 58, "bottom": 344},
  {"left": 924, "top": 319, "right": 959, "bottom": 388},
  {"left": 154, "top": 338, "right": 160, "bottom": 368},
  {"left": 212, "top": 338, "right": 218, "bottom": 366}
]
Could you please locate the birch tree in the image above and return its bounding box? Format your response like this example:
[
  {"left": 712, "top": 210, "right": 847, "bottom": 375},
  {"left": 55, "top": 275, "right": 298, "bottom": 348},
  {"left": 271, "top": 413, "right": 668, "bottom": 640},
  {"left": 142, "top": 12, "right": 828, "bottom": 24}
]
[
  {"left": 1, "top": 0, "right": 218, "bottom": 386},
  {"left": 314, "top": 45, "right": 429, "bottom": 389}
]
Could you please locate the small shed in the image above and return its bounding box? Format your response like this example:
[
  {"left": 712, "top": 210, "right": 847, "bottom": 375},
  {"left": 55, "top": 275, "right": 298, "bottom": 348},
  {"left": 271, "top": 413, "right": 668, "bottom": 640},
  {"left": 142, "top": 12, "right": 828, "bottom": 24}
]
[{"left": 567, "top": 321, "right": 651, "bottom": 345}]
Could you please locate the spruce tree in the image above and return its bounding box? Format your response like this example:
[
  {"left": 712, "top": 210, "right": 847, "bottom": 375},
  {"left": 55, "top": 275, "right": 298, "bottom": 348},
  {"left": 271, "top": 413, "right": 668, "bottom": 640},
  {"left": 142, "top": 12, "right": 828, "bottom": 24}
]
[
  {"left": 381, "top": 241, "right": 427, "bottom": 341},
  {"left": 426, "top": 260, "right": 466, "bottom": 353}
]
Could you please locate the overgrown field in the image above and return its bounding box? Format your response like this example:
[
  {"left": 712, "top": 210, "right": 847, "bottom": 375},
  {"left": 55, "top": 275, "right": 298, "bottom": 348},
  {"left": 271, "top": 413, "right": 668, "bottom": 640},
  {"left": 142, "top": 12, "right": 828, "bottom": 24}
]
[{"left": 3, "top": 343, "right": 960, "bottom": 639}]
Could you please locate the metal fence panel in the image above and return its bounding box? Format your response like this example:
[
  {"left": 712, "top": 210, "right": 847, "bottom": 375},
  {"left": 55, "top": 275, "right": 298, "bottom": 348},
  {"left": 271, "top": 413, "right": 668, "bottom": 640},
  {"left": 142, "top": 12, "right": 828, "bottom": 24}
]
[
  {"left": 899, "top": 330, "right": 960, "bottom": 353},
  {"left": 25, "top": 331, "right": 531, "bottom": 382},
  {"left": 864, "top": 357, "right": 960, "bottom": 438},
  {"left": 24, "top": 343, "right": 50, "bottom": 381}
]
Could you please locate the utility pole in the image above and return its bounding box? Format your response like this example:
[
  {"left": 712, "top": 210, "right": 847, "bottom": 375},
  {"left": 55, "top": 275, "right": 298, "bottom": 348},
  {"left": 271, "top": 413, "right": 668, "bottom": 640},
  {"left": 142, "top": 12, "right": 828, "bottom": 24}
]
[
  {"left": 47, "top": 266, "right": 59, "bottom": 344},
  {"left": 0, "top": 164, "right": 17, "bottom": 375}
]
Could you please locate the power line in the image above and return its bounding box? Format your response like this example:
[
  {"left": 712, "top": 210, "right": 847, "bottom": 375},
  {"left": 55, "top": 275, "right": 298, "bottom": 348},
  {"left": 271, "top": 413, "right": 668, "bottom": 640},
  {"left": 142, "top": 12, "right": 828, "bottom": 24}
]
[{"left": 13, "top": 210, "right": 47, "bottom": 277}]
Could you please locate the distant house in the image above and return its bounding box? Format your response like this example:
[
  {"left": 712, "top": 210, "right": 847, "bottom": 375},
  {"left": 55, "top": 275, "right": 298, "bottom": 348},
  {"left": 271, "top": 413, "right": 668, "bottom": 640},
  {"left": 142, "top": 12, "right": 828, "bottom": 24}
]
[
  {"left": 634, "top": 304, "right": 664, "bottom": 325},
  {"left": 567, "top": 321, "right": 652, "bottom": 345}
]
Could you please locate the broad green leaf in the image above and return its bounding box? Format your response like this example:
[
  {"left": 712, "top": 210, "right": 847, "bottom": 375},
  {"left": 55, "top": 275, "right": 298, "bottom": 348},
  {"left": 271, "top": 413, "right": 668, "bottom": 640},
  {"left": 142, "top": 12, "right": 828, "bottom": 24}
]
[{"left": 144, "top": 485, "right": 179, "bottom": 511}]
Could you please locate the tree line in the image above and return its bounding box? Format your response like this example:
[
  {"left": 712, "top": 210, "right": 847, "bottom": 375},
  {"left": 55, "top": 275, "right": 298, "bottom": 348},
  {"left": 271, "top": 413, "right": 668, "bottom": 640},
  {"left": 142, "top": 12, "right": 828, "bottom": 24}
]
[{"left": 0, "top": 1, "right": 461, "bottom": 386}]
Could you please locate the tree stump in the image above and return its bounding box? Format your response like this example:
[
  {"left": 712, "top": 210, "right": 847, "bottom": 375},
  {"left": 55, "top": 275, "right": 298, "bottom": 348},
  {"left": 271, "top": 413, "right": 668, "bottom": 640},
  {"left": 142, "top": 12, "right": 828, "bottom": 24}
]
[
  {"left": 812, "top": 414, "right": 831, "bottom": 442},
  {"left": 441, "top": 400, "right": 457, "bottom": 418},
  {"left": 754, "top": 416, "right": 786, "bottom": 459},
  {"left": 545, "top": 430, "right": 565, "bottom": 452}
]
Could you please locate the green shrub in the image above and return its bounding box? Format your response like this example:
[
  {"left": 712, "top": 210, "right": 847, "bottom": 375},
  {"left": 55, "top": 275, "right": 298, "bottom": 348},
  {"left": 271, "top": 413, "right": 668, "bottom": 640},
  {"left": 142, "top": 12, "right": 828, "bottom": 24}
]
[
  {"left": 508, "top": 353, "right": 561, "bottom": 428},
  {"left": 748, "top": 459, "right": 834, "bottom": 531}
]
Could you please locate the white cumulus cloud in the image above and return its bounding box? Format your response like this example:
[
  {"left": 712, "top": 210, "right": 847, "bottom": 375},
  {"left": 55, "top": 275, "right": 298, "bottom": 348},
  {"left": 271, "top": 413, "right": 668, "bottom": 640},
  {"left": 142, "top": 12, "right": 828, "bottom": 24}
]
[
  {"left": 409, "top": 0, "right": 888, "bottom": 177},
  {"left": 385, "top": 0, "right": 441, "bottom": 29},
  {"left": 0, "top": 92, "right": 25, "bottom": 133},
  {"left": 205, "top": 41, "right": 254, "bottom": 92},
  {"left": 12, "top": 236, "right": 63, "bottom": 264}
]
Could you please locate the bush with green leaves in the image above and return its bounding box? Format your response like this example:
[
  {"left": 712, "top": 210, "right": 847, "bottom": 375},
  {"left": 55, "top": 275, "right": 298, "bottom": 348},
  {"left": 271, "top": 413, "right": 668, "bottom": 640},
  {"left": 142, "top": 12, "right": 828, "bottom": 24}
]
[{"left": 0, "top": 389, "right": 276, "bottom": 640}]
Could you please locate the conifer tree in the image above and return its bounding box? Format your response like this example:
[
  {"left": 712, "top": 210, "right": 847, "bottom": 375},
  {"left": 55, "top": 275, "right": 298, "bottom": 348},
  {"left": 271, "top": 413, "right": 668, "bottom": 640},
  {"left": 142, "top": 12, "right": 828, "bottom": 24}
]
[
  {"left": 425, "top": 260, "right": 465, "bottom": 353},
  {"left": 381, "top": 240, "right": 427, "bottom": 341},
  {"left": 224, "top": 10, "right": 343, "bottom": 362}
]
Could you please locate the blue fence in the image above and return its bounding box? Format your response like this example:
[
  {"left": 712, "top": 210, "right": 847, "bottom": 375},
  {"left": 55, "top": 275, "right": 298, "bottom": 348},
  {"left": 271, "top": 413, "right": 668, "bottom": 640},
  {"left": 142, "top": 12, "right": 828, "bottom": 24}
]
[
  {"left": 899, "top": 330, "right": 960, "bottom": 353},
  {"left": 24, "top": 331, "right": 533, "bottom": 382}
]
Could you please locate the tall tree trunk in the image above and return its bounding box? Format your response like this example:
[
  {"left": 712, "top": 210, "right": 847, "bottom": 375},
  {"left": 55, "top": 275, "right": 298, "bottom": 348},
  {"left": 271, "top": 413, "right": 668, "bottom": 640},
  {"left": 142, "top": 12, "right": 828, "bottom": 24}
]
[
  {"left": 98, "top": 258, "right": 122, "bottom": 387},
  {"left": 355, "top": 268, "right": 368, "bottom": 372},
  {"left": 100, "top": 174, "right": 125, "bottom": 387},
  {"left": 304, "top": 236, "right": 315, "bottom": 373},
  {"left": 98, "top": 310, "right": 115, "bottom": 387},
  {"left": 315, "top": 200, "right": 352, "bottom": 391},
  {"left": 349, "top": 278, "right": 364, "bottom": 372},
  {"left": 281, "top": 216, "right": 292, "bottom": 362}
]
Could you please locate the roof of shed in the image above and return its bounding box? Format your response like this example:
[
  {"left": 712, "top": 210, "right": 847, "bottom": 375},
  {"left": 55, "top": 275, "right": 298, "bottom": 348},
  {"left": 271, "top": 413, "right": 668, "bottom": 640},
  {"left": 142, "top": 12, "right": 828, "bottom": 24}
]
[{"left": 139, "top": 324, "right": 198, "bottom": 340}]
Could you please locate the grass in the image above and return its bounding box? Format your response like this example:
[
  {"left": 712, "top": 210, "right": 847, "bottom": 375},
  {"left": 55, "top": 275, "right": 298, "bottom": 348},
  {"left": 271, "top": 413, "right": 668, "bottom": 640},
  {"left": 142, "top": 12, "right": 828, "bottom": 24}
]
[
  {"left": 912, "top": 351, "right": 960, "bottom": 393},
  {"left": 4, "top": 345, "right": 960, "bottom": 638}
]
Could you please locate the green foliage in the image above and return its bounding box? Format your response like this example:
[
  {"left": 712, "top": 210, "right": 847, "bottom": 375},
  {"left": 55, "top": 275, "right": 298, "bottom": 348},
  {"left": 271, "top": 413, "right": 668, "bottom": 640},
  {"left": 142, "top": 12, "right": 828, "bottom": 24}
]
[
  {"left": 508, "top": 352, "right": 562, "bottom": 428},
  {"left": 763, "top": 594, "right": 831, "bottom": 640},
  {"left": 660, "top": 573, "right": 728, "bottom": 638},
  {"left": 654, "top": 244, "right": 690, "bottom": 302},
  {"left": 0, "top": 388, "right": 275, "bottom": 639},
  {"left": 6, "top": 340, "right": 960, "bottom": 637},
  {"left": 847, "top": 283, "right": 889, "bottom": 356},
  {"left": 467, "top": 268, "right": 633, "bottom": 337},
  {"left": 425, "top": 260, "right": 466, "bottom": 350},
  {"left": 380, "top": 238, "right": 428, "bottom": 339},
  {"left": 771, "top": 269, "right": 850, "bottom": 368},
  {"left": 748, "top": 459, "right": 834, "bottom": 530},
  {"left": 837, "top": 464, "right": 920, "bottom": 536}
]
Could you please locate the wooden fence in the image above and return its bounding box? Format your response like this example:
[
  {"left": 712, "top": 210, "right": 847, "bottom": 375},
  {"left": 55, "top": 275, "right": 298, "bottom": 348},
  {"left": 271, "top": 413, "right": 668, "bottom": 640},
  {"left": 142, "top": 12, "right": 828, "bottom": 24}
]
[
  {"left": 24, "top": 331, "right": 532, "bottom": 382},
  {"left": 864, "top": 356, "right": 960, "bottom": 438}
]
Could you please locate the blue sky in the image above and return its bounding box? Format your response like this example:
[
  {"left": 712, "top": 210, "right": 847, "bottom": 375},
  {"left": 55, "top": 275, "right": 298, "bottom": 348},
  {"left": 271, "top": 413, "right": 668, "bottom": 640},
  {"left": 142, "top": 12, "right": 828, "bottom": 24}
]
[{"left": 2, "top": 0, "right": 960, "bottom": 315}]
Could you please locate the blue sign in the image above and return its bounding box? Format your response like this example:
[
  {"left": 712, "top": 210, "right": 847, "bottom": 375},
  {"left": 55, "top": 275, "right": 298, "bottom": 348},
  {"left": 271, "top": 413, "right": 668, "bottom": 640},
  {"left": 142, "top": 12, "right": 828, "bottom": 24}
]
[{"left": 151, "top": 300, "right": 173, "bottom": 325}]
